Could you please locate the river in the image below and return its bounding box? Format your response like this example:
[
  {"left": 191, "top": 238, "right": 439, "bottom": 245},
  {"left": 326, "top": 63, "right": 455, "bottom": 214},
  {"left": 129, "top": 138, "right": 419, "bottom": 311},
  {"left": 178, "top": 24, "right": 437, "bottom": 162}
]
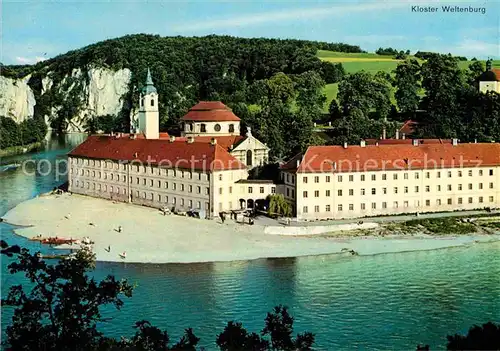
[{"left": 1, "top": 133, "right": 499, "bottom": 350}]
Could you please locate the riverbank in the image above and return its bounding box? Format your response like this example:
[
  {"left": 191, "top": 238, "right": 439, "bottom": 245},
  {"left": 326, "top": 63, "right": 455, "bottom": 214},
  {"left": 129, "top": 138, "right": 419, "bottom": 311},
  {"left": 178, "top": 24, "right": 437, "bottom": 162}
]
[
  {"left": 0, "top": 141, "right": 43, "bottom": 157},
  {"left": 2, "top": 193, "right": 499, "bottom": 264}
]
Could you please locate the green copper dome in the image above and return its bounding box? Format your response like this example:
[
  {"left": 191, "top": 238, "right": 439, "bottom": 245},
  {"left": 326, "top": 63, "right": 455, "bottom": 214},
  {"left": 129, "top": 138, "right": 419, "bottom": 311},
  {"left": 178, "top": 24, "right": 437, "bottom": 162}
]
[{"left": 141, "top": 68, "right": 157, "bottom": 94}]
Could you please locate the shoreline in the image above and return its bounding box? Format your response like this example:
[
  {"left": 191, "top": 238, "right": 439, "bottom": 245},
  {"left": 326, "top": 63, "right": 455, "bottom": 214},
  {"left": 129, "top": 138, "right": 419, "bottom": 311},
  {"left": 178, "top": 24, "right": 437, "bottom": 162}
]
[
  {"left": 0, "top": 141, "right": 43, "bottom": 158},
  {"left": 2, "top": 193, "right": 499, "bottom": 264}
]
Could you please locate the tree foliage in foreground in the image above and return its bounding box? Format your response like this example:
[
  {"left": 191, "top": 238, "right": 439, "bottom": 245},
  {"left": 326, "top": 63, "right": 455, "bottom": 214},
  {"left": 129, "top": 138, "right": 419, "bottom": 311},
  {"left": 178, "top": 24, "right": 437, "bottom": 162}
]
[{"left": 0, "top": 243, "right": 314, "bottom": 350}]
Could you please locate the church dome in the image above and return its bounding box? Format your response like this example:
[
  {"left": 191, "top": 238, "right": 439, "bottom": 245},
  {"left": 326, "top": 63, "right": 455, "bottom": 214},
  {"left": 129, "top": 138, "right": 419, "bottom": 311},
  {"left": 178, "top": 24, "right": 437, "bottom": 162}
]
[{"left": 479, "top": 70, "right": 499, "bottom": 82}]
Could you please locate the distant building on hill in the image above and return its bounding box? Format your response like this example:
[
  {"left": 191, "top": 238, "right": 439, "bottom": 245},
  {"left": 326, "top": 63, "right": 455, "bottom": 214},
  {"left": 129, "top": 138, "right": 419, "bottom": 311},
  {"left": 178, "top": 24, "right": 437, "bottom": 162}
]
[{"left": 479, "top": 59, "right": 500, "bottom": 93}]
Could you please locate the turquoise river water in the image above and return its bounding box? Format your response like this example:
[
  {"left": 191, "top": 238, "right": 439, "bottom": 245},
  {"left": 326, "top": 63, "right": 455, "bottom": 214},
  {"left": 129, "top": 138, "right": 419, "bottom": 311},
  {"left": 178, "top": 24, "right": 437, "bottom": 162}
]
[{"left": 1, "top": 134, "right": 499, "bottom": 350}]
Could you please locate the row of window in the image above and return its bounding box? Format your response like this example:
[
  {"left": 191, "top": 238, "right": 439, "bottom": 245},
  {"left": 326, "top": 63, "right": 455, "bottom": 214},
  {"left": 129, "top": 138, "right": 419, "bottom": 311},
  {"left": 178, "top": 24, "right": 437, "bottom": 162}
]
[
  {"left": 297, "top": 168, "right": 496, "bottom": 184},
  {"left": 186, "top": 122, "right": 236, "bottom": 133},
  {"left": 302, "top": 196, "right": 495, "bottom": 213},
  {"left": 301, "top": 182, "right": 495, "bottom": 198}
]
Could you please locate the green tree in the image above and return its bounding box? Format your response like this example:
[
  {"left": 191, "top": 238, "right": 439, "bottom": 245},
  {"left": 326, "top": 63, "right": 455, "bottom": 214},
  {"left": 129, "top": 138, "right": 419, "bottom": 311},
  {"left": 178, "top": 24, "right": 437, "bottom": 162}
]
[
  {"left": 393, "top": 59, "right": 421, "bottom": 113},
  {"left": 267, "top": 194, "right": 292, "bottom": 217},
  {"left": 446, "top": 322, "right": 500, "bottom": 350}
]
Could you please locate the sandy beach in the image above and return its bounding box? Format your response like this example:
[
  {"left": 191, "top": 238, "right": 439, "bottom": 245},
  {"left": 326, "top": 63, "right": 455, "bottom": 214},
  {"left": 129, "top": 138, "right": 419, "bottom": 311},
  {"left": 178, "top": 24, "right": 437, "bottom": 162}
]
[{"left": 2, "top": 193, "right": 499, "bottom": 264}]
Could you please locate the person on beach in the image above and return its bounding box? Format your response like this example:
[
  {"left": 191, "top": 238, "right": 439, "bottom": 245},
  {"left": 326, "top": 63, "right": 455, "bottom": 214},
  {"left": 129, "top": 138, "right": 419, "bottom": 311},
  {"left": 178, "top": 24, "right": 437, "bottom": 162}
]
[{"left": 118, "top": 226, "right": 122, "bottom": 233}]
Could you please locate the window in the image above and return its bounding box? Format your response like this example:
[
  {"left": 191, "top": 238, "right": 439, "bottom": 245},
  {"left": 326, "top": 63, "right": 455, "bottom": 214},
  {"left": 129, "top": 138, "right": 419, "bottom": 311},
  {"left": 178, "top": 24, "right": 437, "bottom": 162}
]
[
  {"left": 229, "top": 124, "right": 234, "bottom": 133},
  {"left": 404, "top": 186, "right": 408, "bottom": 193},
  {"left": 436, "top": 199, "right": 441, "bottom": 205},
  {"left": 437, "top": 185, "right": 441, "bottom": 191},
  {"left": 246, "top": 150, "right": 253, "bottom": 166},
  {"left": 458, "top": 171, "right": 462, "bottom": 177},
  {"left": 349, "top": 204, "right": 354, "bottom": 211},
  {"left": 382, "top": 174, "right": 387, "bottom": 180},
  {"left": 458, "top": 184, "right": 462, "bottom": 191},
  {"left": 415, "top": 186, "right": 419, "bottom": 193},
  {"left": 479, "top": 196, "right": 483, "bottom": 203},
  {"left": 197, "top": 201, "right": 201, "bottom": 209},
  {"left": 404, "top": 201, "right": 409, "bottom": 208},
  {"left": 189, "top": 185, "right": 193, "bottom": 193},
  {"left": 286, "top": 174, "right": 290, "bottom": 182},
  {"left": 448, "top": 171, "right": 452, "bottom": 178},
  {"left": 415, "top": 172, "right": 419, "bottom": 179},
  {"left": 468, "top": 197, "right": 473, "bottom": 204},
  {"left": 361, "top": 203, "right": 366, "bottom": 210},
  {"left": 447, "top": 198, "right": 452, "bottom": 205},
  {"left": 338, "top": 204, "right": 343, "bottom": 211},
  {"left": 173, "top": 183, "right": 177, "bottom": 190},
  {"left": 326, "top": 176, "right": 331, "bottom": 183},
  {"left": 314, "top": 190, "right": 319, "bottom": 197},
  {"left": 271, "top": 187, "right": 276, "bottom": 194},
  {"left": 219, "top": 174, "right": 223, "bottom": 181},
  {"left": 394, "top": 187, "right": 398, "bottom": 194},
  {"left": 372, "top": 202, "right": 376, "bottom": 209},
  {"left": 181, "top": 184, "right": 185, "bottom": 192},
  {"left": 371, "top": 174, "right": 376, "bottom": 181},
  {"left": 489, "top": 196, "right": 494, "bottom": 203},
  {"left": 337, "top": 189, "right": 342, "bottom": 196},
  {"left": 181, "top": 198, "right": 185, "bottom": 206},
  {"left": 426, "top": 172, "right": 430, "bottom": 179},
  {"left": 303, "top": 191, "right": 307, "bottom": 198},
  {"left": 303, "top": 206, "right": 308, "bottom": 213},
  {"left": 383, "top": 187, "right": 387, "bottom": 194},
  {"left": 489, "top": 182, "right": 494, "bottom": 189},
  {"left": 361, "top": 175, "right": 365, "bottom": 181},
  {"left": 326, "top": 190, "right": 331, "bottom": 197},
  {"left": 200, "top": 124, "right": 206, "bottom": 132},
  {"left": 468, "top": 183, "right": 472, "bottom": 190},
  {"left": 315, "top": 205, "right": 320, "bottom": 213},
  {"left": 404, "top": 173, "right": 408, "bottom": 180},
  {"left": 426, "top": 200, "right": 430, "bottom": 206},
  {"left": 260, "top": 187, "right": 264, "bottom": 194},
  {"left": 479, "top": 183, "right": 483, "bottom": 190},
  {"left": 158, "top": 180, "right": 161, "bottom": 188},
  {"left": 361, "top": 189, "right": 365, "bottom": 195},
  {"left": 393, "top": 173, "right": 398, "bottom": 180},
  {"left": 326, "top": 205, "right": 331, "bottom": 212},
  {"left": 314, "top": 176, "right": 319, "bottom": 183},
  {"left": 468, "top": 170, "right": 472, "bottom": 176},
  {"left": 393, "top": 201, "right": 398, "bottom": 208},
  {"left": 150, "top": 99, "right": 155, "bottom": 107},
  {"left": 371, "top": 188, "right": 376, "bottom": 195},
  {"left": 205, "top": 187, "right": 210, "bottom": 195},
  {"left": 303, "top": 177, "right": 308, "bottom": 183},
  {"left": 214, "top": 124, "right": 221, "bottom": 132},
  {"left": 425, "top": 185, "right": 430, "bottom": 192},
  {"left": 188, "top": 200, "right": 193, "bottom": 208},
  {"left": 458, "top": 198, "right": 463, "bottom": 204},
  {"left": 490, "top": 169, "right": 494, "bottom": 176},
  {"left": 479, "top": 170, "right": 483, "bottom": 176},
  {"left": 338, "top": 175, "right": 343, "bottom": 182},
  {"left": 286, "top": 188, "right": 290, "bottom": 197},
  {"left": 349, "top": 189, "right": 354, "bottom": 196},
  {"left": 437, "top": 171, "right": 441, "bottom": 178},
  {"left": 447, "top": 184, "right": 452, "bottom": 191},
  {"left": 349, "top": 175, "right": 353, "bottom": 182},
  {"left": 248, "top": 187, "right": 253, "bottom": 194}
]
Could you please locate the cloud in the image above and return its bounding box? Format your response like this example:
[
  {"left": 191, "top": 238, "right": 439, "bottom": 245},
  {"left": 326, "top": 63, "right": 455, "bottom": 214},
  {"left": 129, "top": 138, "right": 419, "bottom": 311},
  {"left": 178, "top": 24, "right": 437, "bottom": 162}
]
[
  {"left": 15, "top": 57, "right": 33, "bottom": 64},
  {"left": 170, "top": 1, "right": 430, "bottom": 33},
  {"left": 454, "top": 39, "right": 500, "bottom": 58}
]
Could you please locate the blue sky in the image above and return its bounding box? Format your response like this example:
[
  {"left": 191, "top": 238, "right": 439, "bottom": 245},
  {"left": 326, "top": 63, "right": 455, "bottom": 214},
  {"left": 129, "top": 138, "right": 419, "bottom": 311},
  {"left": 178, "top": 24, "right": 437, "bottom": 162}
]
[{"left": 2, "top": 0, "right": 499, "bottom": 65}]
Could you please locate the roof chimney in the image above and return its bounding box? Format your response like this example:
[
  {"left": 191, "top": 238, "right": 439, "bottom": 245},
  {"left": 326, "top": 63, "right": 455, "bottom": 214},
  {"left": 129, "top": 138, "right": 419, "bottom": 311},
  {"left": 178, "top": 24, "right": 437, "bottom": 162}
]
[
  {"left": 402, "top": 132, "right": 406, "bottom": 140},
  {"left": 395, "top": 130, "right": 400, "bottom": 140},
  {"left": 452, "top": 138, "right": 458, "bottom": 146},
  {"left": 169, "top": 136, "right": 176, "bottom": 143},
  {"left": 412, "top": 139, "right": 418, "bottom": 146},
  {"left": 343, "top": 142, "right": 348, "bottom": 149},
  {"left": 210, "top": 137, "right": 217, "bottom": 145},
  {"left": 360, "top": 140, "right": 366, "bottom": 147},
  {"left": 187, "top": 136, "right": 195, "bottom": 144}
]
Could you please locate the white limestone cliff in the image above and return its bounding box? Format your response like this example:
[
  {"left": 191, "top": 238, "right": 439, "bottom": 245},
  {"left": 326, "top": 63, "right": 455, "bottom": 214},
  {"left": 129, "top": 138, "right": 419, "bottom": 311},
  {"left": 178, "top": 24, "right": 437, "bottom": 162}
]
[
  {"left": 0, "top": 75, "right": 36, "bottom": 123},
  {"left": 0, "top": 67, "right": 132, "bottom": 132}
]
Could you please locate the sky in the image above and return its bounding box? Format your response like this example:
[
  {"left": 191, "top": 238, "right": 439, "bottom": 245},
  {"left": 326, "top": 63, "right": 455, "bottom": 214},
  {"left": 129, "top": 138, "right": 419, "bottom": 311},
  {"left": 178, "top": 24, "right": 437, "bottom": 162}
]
[{"left": 2, "top": 0, "right": 499, "bottom": 65}]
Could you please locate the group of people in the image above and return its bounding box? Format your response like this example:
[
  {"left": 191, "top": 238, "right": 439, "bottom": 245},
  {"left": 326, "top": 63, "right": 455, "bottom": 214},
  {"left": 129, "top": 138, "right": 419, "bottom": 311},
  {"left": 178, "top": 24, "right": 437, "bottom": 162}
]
[{"left": 219, "top": 211, "right": 254, "bottom": 225}]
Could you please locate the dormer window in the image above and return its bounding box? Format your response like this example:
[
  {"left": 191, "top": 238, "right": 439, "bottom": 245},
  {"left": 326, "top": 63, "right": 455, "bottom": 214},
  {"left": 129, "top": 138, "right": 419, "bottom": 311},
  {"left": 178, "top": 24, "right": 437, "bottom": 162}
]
[{"left": 229, "top": 124, "right": 234, "bottom": 133}]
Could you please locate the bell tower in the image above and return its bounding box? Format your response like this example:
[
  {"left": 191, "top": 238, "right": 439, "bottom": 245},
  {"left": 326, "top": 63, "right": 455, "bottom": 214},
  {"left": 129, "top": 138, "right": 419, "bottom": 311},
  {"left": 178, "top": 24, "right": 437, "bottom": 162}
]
[{"left": 137, "top": 68, "right": 159, "bottom": 139}]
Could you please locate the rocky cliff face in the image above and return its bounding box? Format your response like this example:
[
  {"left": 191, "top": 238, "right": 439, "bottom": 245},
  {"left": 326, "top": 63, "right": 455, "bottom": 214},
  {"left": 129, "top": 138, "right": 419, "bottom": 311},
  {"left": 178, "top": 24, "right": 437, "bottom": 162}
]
[
  {"left": 0, "top": 75, "right": 36, "bottom": 123},
  {"left": 0, "top": 66, "right": 132, "bottom": 132}
]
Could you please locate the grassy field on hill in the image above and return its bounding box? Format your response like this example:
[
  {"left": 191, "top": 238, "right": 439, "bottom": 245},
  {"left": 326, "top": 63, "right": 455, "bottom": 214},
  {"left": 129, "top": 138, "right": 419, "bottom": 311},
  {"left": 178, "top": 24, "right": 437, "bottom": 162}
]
[{"left": 319, "top": 49, "right": 500, "bottom": 112}]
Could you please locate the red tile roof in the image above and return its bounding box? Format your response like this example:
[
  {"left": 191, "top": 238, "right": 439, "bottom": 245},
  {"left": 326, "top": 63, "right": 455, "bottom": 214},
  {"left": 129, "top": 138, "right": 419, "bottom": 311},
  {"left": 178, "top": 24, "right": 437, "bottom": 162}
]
[
  {"left": 281, "top": 143, "right": 500, "bottom": 173},
  {"left": 493, "top": 68, "right": 500, "bottom": 81},
  {"left": 365, "top": 139, "right": 452, "bottom": 145},
  {"left": 182, "top": 101, "right": 241, "bottom": 122},
  {"left": 170, "top": 135, "right": 245, "bottom": 150},
  {"left": 68, "top": 135, "right": 246, "bottom": 171}
]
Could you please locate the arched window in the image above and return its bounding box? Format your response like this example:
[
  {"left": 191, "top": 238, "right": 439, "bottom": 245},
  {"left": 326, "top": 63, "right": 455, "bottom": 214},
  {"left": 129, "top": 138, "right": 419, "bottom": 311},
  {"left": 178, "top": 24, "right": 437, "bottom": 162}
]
[
  {"left": 214, "top": 124, "right": 221, "bottom": 132},
  {"left": 229, "top": 124, "right": 234, "bottom": 133},
  {"left": 200, "top": 124, "right": 206, "bottom": 132},
  {"left": 151, "top": 99, "right": 155, "bottom": 107},
  {"left": 246, "top": 150, "right": 253, "bottom": 166}
]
